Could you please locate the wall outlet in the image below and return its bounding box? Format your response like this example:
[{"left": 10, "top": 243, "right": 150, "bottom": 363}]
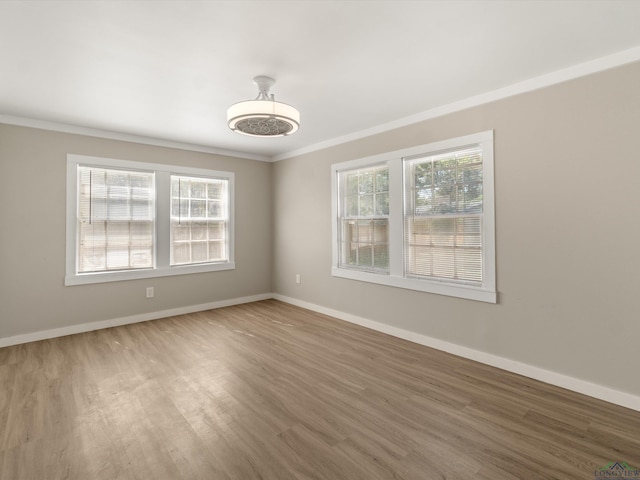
[
  {"left": 295, "top": 274, "right": 301, "bottom": 284},
  {"left": 146, "top": 287, "right": 154, "bottom": 298}
]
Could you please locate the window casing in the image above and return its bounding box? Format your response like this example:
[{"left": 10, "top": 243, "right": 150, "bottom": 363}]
[
  {"left": 331, "top": 131, "right": 496, "bottom": 303},
  {"left": 66, "top": 155, "right": 234, "bottom": 285}
]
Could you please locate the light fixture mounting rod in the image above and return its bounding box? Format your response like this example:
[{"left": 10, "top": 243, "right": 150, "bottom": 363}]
[{"left": 253, "top": 76, "right": 275, "bottom": 100}]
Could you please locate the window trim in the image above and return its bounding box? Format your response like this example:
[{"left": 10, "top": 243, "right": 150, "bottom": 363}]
[
  {"left": 65, "top": 154, "right": 235, "bottom": 286},
  {"left": 331, "top": 131, "right": 496, "bottom": 303}
]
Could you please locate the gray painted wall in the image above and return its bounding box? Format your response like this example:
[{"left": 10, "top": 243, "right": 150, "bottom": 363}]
[
  {"left": 0, "top": 125, "right": 272, "bottom": 338},
  {"left": 272, "top": 62, "right": 640, "bottom": 397}
]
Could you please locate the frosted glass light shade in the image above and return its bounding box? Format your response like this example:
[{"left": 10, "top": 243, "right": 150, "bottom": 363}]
[{"left": 227, "top": 100, "right": 300, "bottom": 137}]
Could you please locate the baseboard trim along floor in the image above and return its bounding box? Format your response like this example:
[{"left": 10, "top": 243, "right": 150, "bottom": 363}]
[
  {"left": 0, "top": 293, "right": 272, "bottom": 349},
  {"left": 272, "top": 294, "right": 640, "bottom": 413},
  {"left": 1, "top": 291, "right": 638, "bottom": 413}
]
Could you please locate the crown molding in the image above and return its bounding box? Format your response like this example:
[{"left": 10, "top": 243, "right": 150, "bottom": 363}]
[
  {"left": 2, "top": 44, "right": 640, "bottom": 164},
  {"left": 272, "top": 45, "right": 640, "bottom": 162},
  {"left": 0, "top": 114, "right": 270, "bottom": 162}
]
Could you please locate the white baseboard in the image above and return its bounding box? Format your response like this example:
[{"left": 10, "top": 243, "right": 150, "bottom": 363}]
[
  {"left": 3, "top": 291, "right": 639, "bottom": 413},
  {"left": 0, "top": 293, "right": 272, "bottom": 348},
  {"left": 273, "top": 294, "right": 640, "bottom": 413}
]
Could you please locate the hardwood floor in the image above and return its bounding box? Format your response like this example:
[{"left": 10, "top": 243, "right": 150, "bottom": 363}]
[{"left": 1, "top": 299, "right": 639, "bottom": 479}]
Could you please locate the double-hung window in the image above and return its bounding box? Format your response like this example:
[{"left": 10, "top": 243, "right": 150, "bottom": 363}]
[
  {"left": 332, "top": 131, "right": 496, "bottom": 303},
  {"left": 170, "top": 175, "right": 228, "bottom": 266},
  {"left": 77, "top": 166, "right": 155, "bottom": 273},
  {"left": 404, "top": 147, "right": 484, "bottom": 283},
  {"left": 66, "top": 155, "right": 234, "bottom": 285},
  {"left": 337, "top": 164, "right": 389, "bottom": 272}
]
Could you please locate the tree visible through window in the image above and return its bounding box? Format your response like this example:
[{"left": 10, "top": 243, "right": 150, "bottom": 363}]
[
  {"left": 331, "top": 131, "right": 495, "bottom": 303},
  {"left": 404, "top": 148, "right": 484, "bottom": 283}
]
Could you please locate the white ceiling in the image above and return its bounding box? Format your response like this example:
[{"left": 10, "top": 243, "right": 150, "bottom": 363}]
[{"left": 2, "top": 1, "right": 640, "bottom": 161}]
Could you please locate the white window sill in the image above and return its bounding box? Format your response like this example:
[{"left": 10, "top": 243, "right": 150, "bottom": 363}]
[
  {"left": 65, "top": 261, "right": 235, "bottom": 286},
  {"left": 331, "top": 267, "right": 497, "bottom": 303}
]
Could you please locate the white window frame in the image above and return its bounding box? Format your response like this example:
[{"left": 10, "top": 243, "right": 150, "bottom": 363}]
[
  {"left": 331, "top": 131, "right": 496, "bottom": 303},
  {"left": 66, "top": 154, "right": 235, "bottom": 286}
]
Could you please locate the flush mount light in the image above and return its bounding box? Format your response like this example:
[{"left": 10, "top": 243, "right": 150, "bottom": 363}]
[{"left": 227, "top": 76, "right": 300, "bottom": 137}]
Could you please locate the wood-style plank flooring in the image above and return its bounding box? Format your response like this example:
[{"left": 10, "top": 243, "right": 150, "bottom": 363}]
[{"left": 1, "top": 299, "right": 639, "bottom": 479}]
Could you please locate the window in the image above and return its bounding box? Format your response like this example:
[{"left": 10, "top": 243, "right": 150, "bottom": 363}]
[
  {"left": 331, "top": 131, "right": 495, "bottom": 303},
  {"left": 66, "top": 155, "right": 234, "bottom": 285},
  {"left": 404, "top": 147, "right": 484, "bottom": 284},
  {"left": 170, "top": 175, "right": 228, "bottom": 266},
  {"left": 77, "top": 166, "right": 155, "bottom": 273},
  {"left": 337, "top": 164, "right": 389, "bottom": 272}
]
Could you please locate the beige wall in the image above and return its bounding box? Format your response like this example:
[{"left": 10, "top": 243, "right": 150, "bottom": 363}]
[
  {"left": 272, "top": 62, "right": 640, "bottom": 397},
  {"left": 0, "top": 125, "right": 272, "bottom": 338}
]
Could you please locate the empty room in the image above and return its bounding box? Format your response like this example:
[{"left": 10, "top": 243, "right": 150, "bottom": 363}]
[{"left": 1, "top": 1, "right": 640, "bottom": 479}]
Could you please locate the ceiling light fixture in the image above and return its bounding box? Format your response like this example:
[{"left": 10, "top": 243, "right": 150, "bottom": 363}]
[{"left": 227, "top": 76, "right": 300, "bottom": 137}]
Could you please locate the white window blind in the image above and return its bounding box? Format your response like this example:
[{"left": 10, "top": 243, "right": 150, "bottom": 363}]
[
  {"left": 170, "top": 175, "right": 228, "bottom": 265},
  {"left": 404, "top": 147, "right": 483, "bottom": 284},
  {"left": 338, "top": 164, "right": 389, "bottom": 272},
  {"left": 77, "top": 166, "right": 155, "bottom": 273}
]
